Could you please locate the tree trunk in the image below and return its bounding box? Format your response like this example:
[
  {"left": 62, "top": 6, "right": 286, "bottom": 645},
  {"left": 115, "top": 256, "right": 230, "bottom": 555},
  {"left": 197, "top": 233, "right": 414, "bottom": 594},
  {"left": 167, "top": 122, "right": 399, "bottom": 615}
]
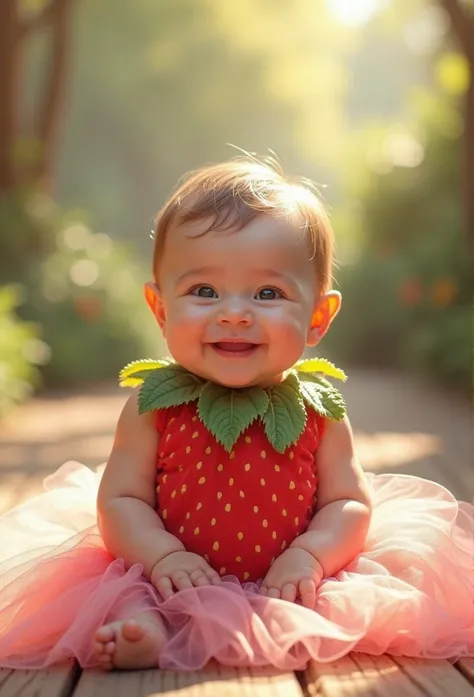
[
  {"left": 464, "top": 70, "right": 474, "bottom": 242},
  {"left": 32, "top": 0, "right": 75, "bottom": 192},
  {"left": 0, "top": 0, "right": 20, "bottom": 191}
]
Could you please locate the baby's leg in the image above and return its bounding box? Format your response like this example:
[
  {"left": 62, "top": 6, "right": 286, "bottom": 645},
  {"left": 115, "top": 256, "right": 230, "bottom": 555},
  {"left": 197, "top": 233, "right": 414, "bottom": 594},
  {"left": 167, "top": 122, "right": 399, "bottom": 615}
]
[{"left": 93, "top": 588, "right": 167, "bottom": 670}]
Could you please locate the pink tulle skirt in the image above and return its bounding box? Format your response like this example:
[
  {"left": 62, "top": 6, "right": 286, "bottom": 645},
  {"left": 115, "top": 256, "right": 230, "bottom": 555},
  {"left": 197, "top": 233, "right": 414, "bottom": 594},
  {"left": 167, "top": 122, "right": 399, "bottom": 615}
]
[{"left": 0, "top": 461, "right": 472, "bottom": 670}]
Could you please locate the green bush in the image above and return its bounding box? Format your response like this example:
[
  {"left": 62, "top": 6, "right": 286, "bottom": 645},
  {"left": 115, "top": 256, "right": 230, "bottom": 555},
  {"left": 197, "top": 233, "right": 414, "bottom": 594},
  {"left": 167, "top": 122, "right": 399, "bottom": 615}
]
[{"left": 0, "top": 285, "right": 47, "bottom": 415}]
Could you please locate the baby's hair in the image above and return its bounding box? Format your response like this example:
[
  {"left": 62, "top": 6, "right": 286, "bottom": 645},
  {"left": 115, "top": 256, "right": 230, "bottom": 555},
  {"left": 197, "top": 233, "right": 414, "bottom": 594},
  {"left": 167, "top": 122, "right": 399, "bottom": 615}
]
[{"left": 152, "top": 155, "right": 334, "bottom": 294}]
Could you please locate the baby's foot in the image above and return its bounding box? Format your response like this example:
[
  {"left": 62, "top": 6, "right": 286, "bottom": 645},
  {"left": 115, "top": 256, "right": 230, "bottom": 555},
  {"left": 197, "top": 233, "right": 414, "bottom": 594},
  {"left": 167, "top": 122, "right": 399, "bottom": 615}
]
[{"left": 93, "top": 611, "right": 167, "bottom": 670}]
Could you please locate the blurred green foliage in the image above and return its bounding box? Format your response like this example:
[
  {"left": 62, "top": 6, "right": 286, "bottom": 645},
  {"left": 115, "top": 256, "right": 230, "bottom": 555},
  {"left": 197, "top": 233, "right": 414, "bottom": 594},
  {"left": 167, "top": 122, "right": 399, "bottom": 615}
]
[
  {"left": 326, "top": 86, "right": 471, "bottom": 389},
  {"left": 0, "top": 285, "right": 42, "bottom": 415}
]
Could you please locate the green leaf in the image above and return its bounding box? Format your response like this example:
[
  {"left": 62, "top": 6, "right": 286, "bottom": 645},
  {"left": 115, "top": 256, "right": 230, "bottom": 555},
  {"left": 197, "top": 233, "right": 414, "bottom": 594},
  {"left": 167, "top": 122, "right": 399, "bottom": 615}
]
[
  {"left": 299, "top": 374, "right": 346, "bottom": 421},
  {"left": 263, "top": 373, "right": 307, "bottom": 453},
  {"left": 295, "top": 357, "right": 347, "bottom": 382},
  {"left": 198, "top": 382, "right": 269, "bottom": 452},
  {"left": 138, "top": 364, "right": 202, "bottom": 413},
  {"left": 119, "top": 358, "right": 173, "bottom": 387}
]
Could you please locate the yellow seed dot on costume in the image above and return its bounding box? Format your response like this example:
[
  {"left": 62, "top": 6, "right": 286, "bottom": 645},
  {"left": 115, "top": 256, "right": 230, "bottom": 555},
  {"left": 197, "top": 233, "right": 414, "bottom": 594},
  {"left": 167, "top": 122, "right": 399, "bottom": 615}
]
[
  {"left": 306, "top": 480, "right": 311, "bottom": 487},
  {"left": 171, "top": 490, "right": 177, "bottom": 499},
  {"left": 281, "top": 540, "right": 287, "bottom": 550},
  {"left": 261, "top": 450, "right": 267, "bottom": 459},
  {"left": 169, "top": 417, "right": 176, "bottom": 424},
  {"left": 260, "top": 478, "right": 266, "bottom": 486},
  {"left": 243, "top": 572, "right": 250, "bottom": 581},
  {"left": 289, "top": 451, "right": 294, "bottom": 460},
  {"left": 192, "top": 430, "right": 199, "bottom": 439},
  {"left": 205, "top": 446, "right": 212, "bottom": 455},
  {"left": 217, "top": 491, "right": 223, "bottom": 500},
  {"left": 272, "top": 493, "right": 277, "bottom": 502},
  {"left": 229, "top": 451, "right": 236, "bottom": 460},
  {"left": 244, "top": 463, "right": 251, "bottom": 472},
  {"left": 197, "top": 461, "right": 203, "bottom": 470},
  {"left": 282, "top": 509, "right": 287, "bottom": 517},
  {"left": 244, "top": 436, "right": 252, "bottom": 444},
  {"left": 298, "top": 466, "right": 302, "bottom": 475},
  {"left": 163, "top": 474, "right": 168, "bottom": 483},
  {"left": 225, "top": 503, "right": 231, "bottom": 512},
  {"left": 198, "top": 476, "right": 206, "bottom": 485},
  {"left": 274, "top": 464, "right": 280, "bottom": 472},
  {"left": 181, "top": 484, "right": 187, "bottom": 494},
  {"left": 298, "top": 494, "right": 304, "bottom": 501},
  {"left": 219, "top": 567, "right": 226, "bottom": 575},
  {"left": 289, "top": 481, "right": 295, "bottom": 490},
  {"left": 239, "top": 490, "right": 245, "bottom": 498},
  {"left": 166, "top": 433, "right": 171, "bottom": 442},
  {"left": 270, "top": 557, "right": 275, "bottom": 564},
  {"left": 186, "top": 511, "right": 191, "bottom": 520},
  {"left": 213, "top": 541, "right": 219, "bottom": 551},
  {"left": 236, "top": 556, "right": 242, "bottom": 562},
  {"left": 294, "top": 517, "right": 299, "bottom": 525},
  {"left": 186, "top": 446, "right": 191, "bottom": 454},
  {"left": 179, "top": 525, "right": 184, "bottom": 534},
  {"left": 211, "top": 517, "right": 217, "bottom": 526},
  {"left": 272, "top": 531, "right": 277, "bottom": 539},
  {"left": 262, "top": 519, "right": 268, "bottom": 528},
  {"left": 237, "top": 532, "right": 244, "bottom": 540},
  {"left": 204, "top": 554, "right": 210, "bottom": 562},
  {"left": 192, "top": 415, "right": 197, "bottom": 422},
  {"left": 255, "top": 545, "right": 261, "bottom": 553},
  {"left": 169, "top": 452, "right": 175, "bottom": 459},
  {"left": 162, "top": 509, "right": 167, "bottom": 519},
  {"left": 228, "top": 477, "right": 234, "bottom": 486},
  {"left": 194, "top": 527, "right": 200, "bottom": 535},
  {"left": 179, "top": 465, "right": 184, "bottom": 473},
  {"left": 156, "top": 485, "right": 160, "bottom": 493},
  {"left": 253, "top": 505, "right": 259, "bottom": 513},
  {"left": 180, "top": 424, "right": 186, "bottom": 432},
  {"left": 196, "top": 502, "right": 202, "bottom": 511},
  {"left": 217, "top": 464, "right": 224, "bottom": 472}
]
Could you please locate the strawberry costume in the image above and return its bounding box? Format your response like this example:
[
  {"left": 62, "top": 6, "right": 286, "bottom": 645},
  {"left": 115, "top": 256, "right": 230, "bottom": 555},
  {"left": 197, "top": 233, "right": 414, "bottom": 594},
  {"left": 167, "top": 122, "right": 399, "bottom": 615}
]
[{"left": 0, "top": 360, "right": 472, "bottom": 670}]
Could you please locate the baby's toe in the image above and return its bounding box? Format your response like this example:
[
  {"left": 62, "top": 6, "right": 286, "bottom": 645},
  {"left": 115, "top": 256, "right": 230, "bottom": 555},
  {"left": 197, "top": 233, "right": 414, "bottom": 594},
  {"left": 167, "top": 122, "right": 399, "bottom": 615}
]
[{"left": 95, "top": 625, "right": 115, "bottom": 644}]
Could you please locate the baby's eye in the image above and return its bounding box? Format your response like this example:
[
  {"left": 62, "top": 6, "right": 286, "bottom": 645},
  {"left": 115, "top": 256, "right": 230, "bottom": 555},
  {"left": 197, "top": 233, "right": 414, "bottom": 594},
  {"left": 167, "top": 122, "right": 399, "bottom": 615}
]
[
  {"left": 191, "top": 286, "right": 218, "bottom": 298},
  {"left": 256, "top": 287, "right": 282, "bottom": 300}
]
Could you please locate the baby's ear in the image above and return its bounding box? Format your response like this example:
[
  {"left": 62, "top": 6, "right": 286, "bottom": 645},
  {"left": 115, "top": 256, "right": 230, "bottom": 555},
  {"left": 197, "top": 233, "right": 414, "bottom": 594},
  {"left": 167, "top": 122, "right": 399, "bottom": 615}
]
[
  {"left": 144, "top": 282, "right": 166, "bottom": 333},
  {"left": 307, "top": 291, "right": 341, "bottom": 346}
]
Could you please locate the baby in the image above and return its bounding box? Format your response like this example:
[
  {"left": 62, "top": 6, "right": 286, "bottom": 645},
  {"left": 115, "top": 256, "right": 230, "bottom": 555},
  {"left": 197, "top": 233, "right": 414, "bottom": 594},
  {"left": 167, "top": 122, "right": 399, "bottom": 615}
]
[{"left": 93, "top": 157, "right": 372, "bottom": 668}]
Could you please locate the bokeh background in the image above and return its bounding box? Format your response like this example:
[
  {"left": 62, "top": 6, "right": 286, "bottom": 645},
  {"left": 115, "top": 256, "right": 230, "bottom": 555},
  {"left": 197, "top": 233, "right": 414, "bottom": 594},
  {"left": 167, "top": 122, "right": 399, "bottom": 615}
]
[{"left": 0, "top": 0, "right": 472, "bottom": 416}]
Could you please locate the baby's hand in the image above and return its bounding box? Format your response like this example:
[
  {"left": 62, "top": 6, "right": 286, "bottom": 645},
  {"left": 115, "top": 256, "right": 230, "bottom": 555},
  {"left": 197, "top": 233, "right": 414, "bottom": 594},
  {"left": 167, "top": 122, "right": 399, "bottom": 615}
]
[
  {"left": 151, "top": 551, "right": 221, "bottom": 599},
  {"left": 259, "top": 548, "right": 323, "bottom": 608}
]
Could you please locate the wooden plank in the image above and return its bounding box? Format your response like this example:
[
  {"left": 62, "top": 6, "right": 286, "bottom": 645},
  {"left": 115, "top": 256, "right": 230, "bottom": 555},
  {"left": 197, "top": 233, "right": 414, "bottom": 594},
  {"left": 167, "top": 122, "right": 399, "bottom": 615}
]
[
  {"left": 456, "top": 658, "right": 474, "bottom": 686},
  {"left": 73, "top": 664, "right": 303, "bottom": 696},
  {"left": 0, "top": 662, "right": 78, "bottom": 697},
  {"left": 300, "top": 653, "right": 474, "bottom": 697},
  {"left": 301, "top": 653, "right": 424, "bottom": 696},
  {"left": 391, "top": 656, "right": 474, "bottom": 697}
]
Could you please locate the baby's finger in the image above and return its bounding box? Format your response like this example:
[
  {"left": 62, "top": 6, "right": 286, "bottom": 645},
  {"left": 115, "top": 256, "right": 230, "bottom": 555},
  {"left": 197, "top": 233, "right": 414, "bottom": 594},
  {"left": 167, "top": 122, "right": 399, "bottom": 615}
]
[
  {"left": 298, "top": 578, "right": 317, "bottom": 609},
  {"left": 189, "top": 568, "right": 213, "bottom": 587},
  {"left": 266, "top": 586, "right": 281, "bottom": 600},
  {"left": 258, "top": 585, "right": 268, "bottom": 596},
  {"left": 155, "top": 575, "right": 174, "bottom": 599},
  {"left": 171, "top": 570, "right": 194, "bottom": 592},
  {"left": 281, "top": 582, "right": 297, "bottom": 603},
  {"left": 205, "top": 567, "right": 222, "bottom": 585}
]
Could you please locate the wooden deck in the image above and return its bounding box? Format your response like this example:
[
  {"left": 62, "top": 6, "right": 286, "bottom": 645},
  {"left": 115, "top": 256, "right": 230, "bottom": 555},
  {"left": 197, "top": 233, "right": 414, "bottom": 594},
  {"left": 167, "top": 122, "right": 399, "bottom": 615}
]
[
  {"left": 1, "top": 657, "right": 474, "bottom": 696},
  {"left": 0, "top": 368, "right": 472, "bottom": 695}
]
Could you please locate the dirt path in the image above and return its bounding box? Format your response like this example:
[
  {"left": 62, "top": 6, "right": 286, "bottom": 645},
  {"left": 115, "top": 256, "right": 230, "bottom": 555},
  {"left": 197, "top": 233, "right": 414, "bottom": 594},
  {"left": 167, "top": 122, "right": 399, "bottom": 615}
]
[{"left": 0, "top": 369, "right": 471, "bottom": 515}]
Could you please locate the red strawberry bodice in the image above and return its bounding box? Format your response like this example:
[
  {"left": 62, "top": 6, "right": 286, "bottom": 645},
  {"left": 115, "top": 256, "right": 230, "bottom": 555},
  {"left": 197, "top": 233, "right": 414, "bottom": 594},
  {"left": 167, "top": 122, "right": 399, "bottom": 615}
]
[{"left": 155, "top": 402, "right": 325, "bottom": 583}]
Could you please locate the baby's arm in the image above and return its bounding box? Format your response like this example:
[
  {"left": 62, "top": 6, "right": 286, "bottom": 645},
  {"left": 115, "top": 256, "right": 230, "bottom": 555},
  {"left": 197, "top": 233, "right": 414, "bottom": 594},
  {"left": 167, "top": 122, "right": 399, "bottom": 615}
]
[
  {"left": 97, "top": 391, "right": 185, "bottom": 578},
  {"left": 290, "top": 415, "right": 372, "bottom": 577}
]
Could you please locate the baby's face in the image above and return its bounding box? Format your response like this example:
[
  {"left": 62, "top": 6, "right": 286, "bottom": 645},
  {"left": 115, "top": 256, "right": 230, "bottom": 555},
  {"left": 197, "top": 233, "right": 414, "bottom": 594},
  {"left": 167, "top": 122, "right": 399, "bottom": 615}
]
[{"left": 155, "top": 213, "right": 320, "bottom": 387}]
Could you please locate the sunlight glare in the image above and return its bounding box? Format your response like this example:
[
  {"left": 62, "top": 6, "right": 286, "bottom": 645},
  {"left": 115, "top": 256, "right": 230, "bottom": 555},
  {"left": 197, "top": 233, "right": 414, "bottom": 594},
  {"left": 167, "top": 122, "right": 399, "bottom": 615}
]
[{"left": 326, "top": 0, "right": 386, "bottom": 26}]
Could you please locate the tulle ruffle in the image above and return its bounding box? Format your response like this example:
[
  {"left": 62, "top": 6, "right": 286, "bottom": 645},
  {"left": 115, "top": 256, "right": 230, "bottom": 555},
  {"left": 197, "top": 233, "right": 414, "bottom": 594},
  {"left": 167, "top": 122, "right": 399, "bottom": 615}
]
[{"left": 0, "top": 461, "right": 472, "bottom": 670}]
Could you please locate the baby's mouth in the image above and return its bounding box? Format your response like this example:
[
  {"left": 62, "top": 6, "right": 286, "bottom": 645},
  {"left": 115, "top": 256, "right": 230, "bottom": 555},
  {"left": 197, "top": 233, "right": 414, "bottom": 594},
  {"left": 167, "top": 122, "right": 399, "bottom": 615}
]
[{"left": 210, "top": 342, "right": 260, "bottom": 357}]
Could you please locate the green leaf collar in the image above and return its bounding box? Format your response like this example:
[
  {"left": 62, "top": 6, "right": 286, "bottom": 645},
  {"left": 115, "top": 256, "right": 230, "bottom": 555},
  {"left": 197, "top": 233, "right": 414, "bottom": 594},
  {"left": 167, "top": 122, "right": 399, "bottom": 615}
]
[{"left": 119, "top": 358, "right": 347, "bottom": 454}]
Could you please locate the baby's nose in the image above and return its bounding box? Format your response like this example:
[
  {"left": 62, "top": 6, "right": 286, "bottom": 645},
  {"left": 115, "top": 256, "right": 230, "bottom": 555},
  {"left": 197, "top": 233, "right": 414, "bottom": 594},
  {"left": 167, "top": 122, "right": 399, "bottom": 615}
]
[{"left": 217, "top": 300, "right": 254, "bottom": 326}]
